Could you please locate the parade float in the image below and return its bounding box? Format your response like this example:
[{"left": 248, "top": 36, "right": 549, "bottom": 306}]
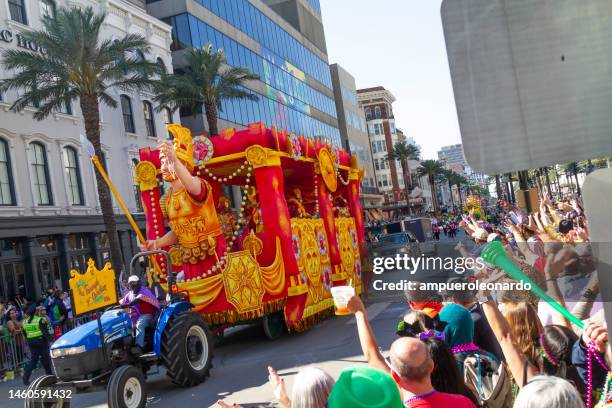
[
  {"left": 464, "top": 194, "right": 484, "bottom": 218},
  {"left": 134, "top": 122, "right": 366, "bottom": 335}
]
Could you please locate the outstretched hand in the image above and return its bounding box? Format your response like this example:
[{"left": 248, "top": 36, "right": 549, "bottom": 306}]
[
  {"left": 268, "top": 366, "right": 290, "bottom": 407},
  {"left": 216, "top": 401, "right": 242, "bottom": 408},
  {"left": 159, "top": 141, "right": 177, "bottom": 163},
  {"left": 582, "top": 321, "right": 608, "bottom": 354},
  {"left": 347, "top": 294, "right": 366, "bottom": 314},
  {"left": 139, "top": 240, "right": 156, "bottom": 252}
]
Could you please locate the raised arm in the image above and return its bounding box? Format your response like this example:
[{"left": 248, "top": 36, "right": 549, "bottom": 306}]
[
  {"left": 571, "top": 271, "right": 599, "bottom": 321},
  {"left": 543, "top": 251, "right": 572, "bottom": 328},
  {"left": 347, "top": 295, "right": 388, "bottom": 373},
  {"left": 481, "top": 297, "right": 539, "bottom": 387}
]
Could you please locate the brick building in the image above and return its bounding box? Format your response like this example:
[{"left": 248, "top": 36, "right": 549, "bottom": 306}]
[{"left": 357, "top": 86, "right": 404, "bottom": 203}]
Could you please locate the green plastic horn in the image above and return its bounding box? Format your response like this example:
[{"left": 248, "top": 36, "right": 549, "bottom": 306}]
[{"left": 480, "top": 241, "right": 584, "bottom": 328}]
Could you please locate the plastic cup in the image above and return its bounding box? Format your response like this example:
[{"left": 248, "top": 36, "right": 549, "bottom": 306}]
[{"left": 330, "top": 286, "right": 355, "bottom": 315}]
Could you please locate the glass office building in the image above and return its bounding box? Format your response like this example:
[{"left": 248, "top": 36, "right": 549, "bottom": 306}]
[{"left": 147, "top": 0, "right": 341, "bottom": 147}]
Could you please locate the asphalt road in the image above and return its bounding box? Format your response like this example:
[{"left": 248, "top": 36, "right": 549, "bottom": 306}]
[{"left": 2, "top": 233, "right": 465, "bottom": 408}]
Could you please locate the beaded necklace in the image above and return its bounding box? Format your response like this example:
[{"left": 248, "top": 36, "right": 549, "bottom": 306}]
[
  {"left": 404, "top": 390, "right": 438, "bottom": 405},
  {"left": 539, "top": 333, "right": 560, "bottom": 366},
  {"left": 451, "top": 342, "right": 480, "bottom": 354},
  {"left": 596, "top": 371, "right": 612, "bottom": 407},
  {"left": 587, "top": 340, "right": 610, "bottom": 408}
]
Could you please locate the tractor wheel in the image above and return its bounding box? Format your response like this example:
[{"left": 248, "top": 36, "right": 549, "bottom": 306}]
[
  {"left": 161, "top": 312, "right": 213, "bottom": 387},
  {"left": 24, "top": 375, "right": 71, "bottom": 408},
  {"left": 262, "top": 311, "right": 285, "bottom": 340},
  {"left": 107, "top": 365, "right": 146, "bottom": 408}
]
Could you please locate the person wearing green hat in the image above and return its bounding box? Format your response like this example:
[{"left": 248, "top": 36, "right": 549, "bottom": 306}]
[{"left": 328, "top": 366, "right": 404, "bottom": 408}]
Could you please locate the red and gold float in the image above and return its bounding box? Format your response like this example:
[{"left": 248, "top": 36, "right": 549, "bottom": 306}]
[{"left": 135, "top": 123, "right": 366, "bottom": 332}]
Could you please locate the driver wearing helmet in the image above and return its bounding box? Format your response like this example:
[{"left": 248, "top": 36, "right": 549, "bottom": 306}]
[{"left": 119, "top": 275, "right": 160, "bottom": 353}]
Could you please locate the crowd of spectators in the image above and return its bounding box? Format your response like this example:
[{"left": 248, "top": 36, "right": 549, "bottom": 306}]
[
  {"left": 0, "top": 288, "right": 74, "bottom": 381},
  {"left": 218, "top": 192, "right": 609, "bottom": 407}
]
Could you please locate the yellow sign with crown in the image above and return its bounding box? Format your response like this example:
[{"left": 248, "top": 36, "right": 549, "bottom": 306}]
[{"left": 69, "top": 259, "right": 118, "bottom": 316}]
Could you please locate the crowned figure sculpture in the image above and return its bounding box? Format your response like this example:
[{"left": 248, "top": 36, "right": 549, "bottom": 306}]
[{"left": 141, "top": 125, "right": 227, "bottom": 280}]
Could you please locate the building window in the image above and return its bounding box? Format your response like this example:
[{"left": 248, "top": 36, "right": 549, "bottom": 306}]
[
  {"left": 40, "top": 0, "right": 55, "bottom": 19},
  {"left": 374, "top": 123, "right": 383, "bottom": 136},
  {"left": 29, "top": 142, "right": 53, "bottom": 206},
  {"left": 365, "top": 107, "right": 372, "bottom": 121},
  {"left": 371, "top": 141, "right": 377, "bottom": 154},
  {"left": 157, "top": 57, "right": 167, "bottom": 74},
  {"left": 121, "top": 95, "right": 135, "bottom": 133},
  {"left": 63, "top": 146, "right": 84, "bottom": 205},
  {"left": 0, "top": 139, "right": 16, "bottom": 205},
  {"left": 143, "top": 101, "right": 156, "bottom": 138},
  {"left": 374, "top": 106, "right": 381, "bottom": 119},
  {"left": 9, "top": 0, "right": 27, "bottom": 25},
  {"left": 163, "top": 107, "right": 173, "bottom": 124},
  {"left": 68, "top": 233, "right": 89, "bottom": 271},
  {"left": 58, "top": 100, "right": 72, "bottom": 115}
]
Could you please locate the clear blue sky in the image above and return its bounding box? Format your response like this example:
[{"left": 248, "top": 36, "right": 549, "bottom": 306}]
[{"left": 321, "top": 0, "right": 461, "bottom": 159}]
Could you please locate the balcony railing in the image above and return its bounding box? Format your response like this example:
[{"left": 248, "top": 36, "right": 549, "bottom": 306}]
[{"left": 361, "top": 186, "right": 382, "bottom": 195}]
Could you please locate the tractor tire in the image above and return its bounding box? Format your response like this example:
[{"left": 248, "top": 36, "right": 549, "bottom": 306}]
[
  {"left": 262, "top": 311, "right": 286, "bottom": 340},
  {"left": 107, "top": 365, "right": 147, "bottom": 408},
  {"left": 161, "top": 312, "right": 213, "bottom": 387},
  {"left": 24, "top": 375, "right": 70, "bottom": 408}
]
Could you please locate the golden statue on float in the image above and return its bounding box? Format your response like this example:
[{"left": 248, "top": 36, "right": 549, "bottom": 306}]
[{"left": 140, "top": 125, "right": 226, "bottom": 281}]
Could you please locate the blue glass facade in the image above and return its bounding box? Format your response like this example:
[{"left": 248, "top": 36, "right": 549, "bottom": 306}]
[
  {"left": 165, "top": 1, "right": 341, "bottom": 146},
  {"left": 215, "top": 85, "right": 340, "bottom": 147},
  {"left": 194, "top": 0, "right": 331, "bottom": 89},
  {"left": 308, "top": 0, "right": 322, "bottom": 15}
]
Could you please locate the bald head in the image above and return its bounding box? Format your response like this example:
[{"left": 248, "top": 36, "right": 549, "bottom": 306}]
[{"left": 389, "top": 337, "right": 433, "bottom": 383}]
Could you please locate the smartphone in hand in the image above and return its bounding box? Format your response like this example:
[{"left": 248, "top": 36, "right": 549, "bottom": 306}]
[{"left": 508, "top": 213, "right": 522, "bottom": 225}]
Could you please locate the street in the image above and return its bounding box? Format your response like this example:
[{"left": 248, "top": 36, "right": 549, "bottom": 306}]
[{"left": 2, "top": 234, "right": 462, "bottom": 408}]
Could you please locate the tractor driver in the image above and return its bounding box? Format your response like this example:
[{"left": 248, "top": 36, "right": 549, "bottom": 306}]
[{"left": 119, "top": 275, "right": 160, "bottom": 354}]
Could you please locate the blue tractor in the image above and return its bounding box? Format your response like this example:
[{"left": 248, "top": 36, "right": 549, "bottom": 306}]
[{"left": 25, "top": 251, "right": 214, "bottom": 408}]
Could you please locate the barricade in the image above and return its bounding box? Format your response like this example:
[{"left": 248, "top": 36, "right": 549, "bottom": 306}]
[{"left": 0, "top": 313, "right": 96, "bottom": 381}]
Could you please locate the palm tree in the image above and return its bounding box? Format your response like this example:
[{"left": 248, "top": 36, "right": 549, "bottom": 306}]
[
  {"left": 154, "top": 44, "right": 259, "bottom": 136},
  {"left": 440, "top": 168, "right": 458, "bottom": 212},
  {"left": 417, "top": 160, "right": 444, "bottom": 214},
  {"left": 506, "top": 173, "right": 516, "bottom": 204},
  {"left": 563, "top": 162, "right": 582, "bottom": 196},
  {"left": 494, "top": 174, "right": 503, "bottom": 199},
  {"left": 540, "top": 167, "right": 552, "bottom": 195},
  {"left": 0, "top": 7, "right": 159, "bottom": 271},
  {"left": 387, "top": 141, "right": 420, "bottom": 214},
  {"left": 453, "top": 174, "right": 469, "bottom": 212}
]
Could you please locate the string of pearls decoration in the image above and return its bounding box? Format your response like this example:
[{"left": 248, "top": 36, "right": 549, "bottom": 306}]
[
  {"left": 313, "top": 173, "right": 320, "bottom": 217},
  {"left": 337, "top": 169, "right": 350, "bottom": 186},
  {"left": 196, "top": 159, "right": 250, "bottom": 182},
  {"left": 179, "top": 163, "right": 254, "bottom": 283},
  {"left": 149, "top": 189, "right": 167, "bottom": 278}
]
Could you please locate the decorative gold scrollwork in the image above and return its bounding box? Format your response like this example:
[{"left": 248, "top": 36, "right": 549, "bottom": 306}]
[
  {"left": 317, "top": 148, "right": 338, "bottom": 192},
  {"left": 222, "top": 251, "right": 265, "bottom": 313},
  {"left": 245, "top": 145, "right": 280, "bottom": 169},
  {"left": 135, "top": 161, "right": 158, "bottom": 191}
]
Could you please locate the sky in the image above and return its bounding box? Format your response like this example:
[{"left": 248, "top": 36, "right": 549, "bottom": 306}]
[{"left": 321, "top": 0, "right": 462, "bottom": 159}]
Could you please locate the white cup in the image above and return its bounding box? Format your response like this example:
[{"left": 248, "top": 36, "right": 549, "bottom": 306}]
[{"left": 330, "top": 286, "right": 355, "bottom": 315}]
